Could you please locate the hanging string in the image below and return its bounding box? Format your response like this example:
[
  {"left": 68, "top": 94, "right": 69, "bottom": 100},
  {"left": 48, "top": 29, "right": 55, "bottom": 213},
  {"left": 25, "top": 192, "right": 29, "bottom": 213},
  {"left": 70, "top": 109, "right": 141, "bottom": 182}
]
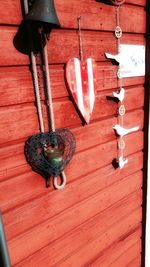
[
  {"left": 115, "top": 4, "right": 125, "bottom": 160},
  {"left": 77, "top": 16, "right": 84, "bottom": 61}
]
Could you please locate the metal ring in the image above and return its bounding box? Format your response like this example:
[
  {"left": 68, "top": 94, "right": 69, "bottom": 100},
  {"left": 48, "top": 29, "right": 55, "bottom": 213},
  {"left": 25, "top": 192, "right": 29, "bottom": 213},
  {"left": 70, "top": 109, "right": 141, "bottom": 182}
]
[{"left": 53, "top": 171, "right": 67, "bottom": 190}]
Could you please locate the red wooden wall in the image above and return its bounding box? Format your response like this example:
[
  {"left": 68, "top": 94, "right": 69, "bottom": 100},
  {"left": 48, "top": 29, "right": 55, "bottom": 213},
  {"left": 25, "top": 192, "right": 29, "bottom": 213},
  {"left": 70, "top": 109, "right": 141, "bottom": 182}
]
[{"left": 0, "top": 0, "right": 146, "bottom": 266}]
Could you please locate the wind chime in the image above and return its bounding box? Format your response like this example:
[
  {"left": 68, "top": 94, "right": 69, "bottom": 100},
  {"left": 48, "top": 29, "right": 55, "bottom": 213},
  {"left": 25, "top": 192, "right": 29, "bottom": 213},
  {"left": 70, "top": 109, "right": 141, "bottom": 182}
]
[
  {"left": 66, "top": 17, "right": 97, "bottom": 125},
  {"left": 104, "top": 0, "right": 139, "bottom": 169},
  {"left": 23, "top": 0, "right": 76, "bottom": 189}
]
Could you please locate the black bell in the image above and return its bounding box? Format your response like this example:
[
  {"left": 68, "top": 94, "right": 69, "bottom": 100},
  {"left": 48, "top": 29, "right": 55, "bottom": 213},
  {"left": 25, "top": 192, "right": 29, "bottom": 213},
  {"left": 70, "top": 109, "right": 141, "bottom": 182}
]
[{"left": 26, "top": 0, "right": 60, "bottom": 27}]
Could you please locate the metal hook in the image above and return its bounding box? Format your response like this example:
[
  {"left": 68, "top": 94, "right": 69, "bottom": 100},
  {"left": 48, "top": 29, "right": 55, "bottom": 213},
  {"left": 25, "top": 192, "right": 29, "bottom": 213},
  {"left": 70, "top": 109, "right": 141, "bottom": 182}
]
[{"left": 53, "top": 171, "right": 67, "bottom": 190}]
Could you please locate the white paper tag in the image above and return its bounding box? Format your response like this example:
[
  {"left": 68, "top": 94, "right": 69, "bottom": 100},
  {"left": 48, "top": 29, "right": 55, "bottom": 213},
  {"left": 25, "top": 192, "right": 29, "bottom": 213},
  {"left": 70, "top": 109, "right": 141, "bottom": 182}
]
[{"left": 119, "top": 44, "right": 145, "bottom": 78}]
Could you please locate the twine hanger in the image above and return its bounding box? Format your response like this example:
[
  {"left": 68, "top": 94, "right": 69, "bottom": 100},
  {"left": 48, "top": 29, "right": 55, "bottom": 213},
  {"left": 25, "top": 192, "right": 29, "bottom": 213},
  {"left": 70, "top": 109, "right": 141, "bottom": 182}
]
[{"left": 77, "top": 16, "right": 84, "bottom": 61}]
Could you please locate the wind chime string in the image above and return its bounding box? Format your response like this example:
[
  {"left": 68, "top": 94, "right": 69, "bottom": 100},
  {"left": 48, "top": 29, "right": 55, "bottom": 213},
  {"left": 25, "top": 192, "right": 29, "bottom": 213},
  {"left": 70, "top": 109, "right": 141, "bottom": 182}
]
[
  {"left": 115, "top": 4, "right": 124, "bottom": 160},
  {"left": 77, "top": 16, "right": 84, "bottom": 61}
]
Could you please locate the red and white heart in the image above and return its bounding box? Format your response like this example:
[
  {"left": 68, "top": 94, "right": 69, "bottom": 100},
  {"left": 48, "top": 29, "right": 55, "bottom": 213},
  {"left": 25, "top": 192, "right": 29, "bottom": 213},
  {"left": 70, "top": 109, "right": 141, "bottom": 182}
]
[{"left": 66, "top": 57, "right": 97, "bottom": 124}]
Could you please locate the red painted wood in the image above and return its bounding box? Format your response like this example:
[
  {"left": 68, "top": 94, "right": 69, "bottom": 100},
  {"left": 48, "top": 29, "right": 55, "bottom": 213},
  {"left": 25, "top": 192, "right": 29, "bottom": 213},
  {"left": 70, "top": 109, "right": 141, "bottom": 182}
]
[
  {"left": 0, "top": 0, "right": 146, "bottom": 265},
  {"left": 0, "top": 87, "right": 144, "bottom": 145},
  {"left": 126, "top": 0, "right": 146, "bottom": 6},
  {"left": 19, "top": 208, "right": 142, "bottom": 267},
  {"left": 0, "top": 109, "right": 144, "bottom": 185},
  {"left": 0, "top": 26, "right": 145, "bottom": 66},
  {"left": 108, "top": 241, "right": 141, "bottom": 266},
  {"left": 8, "top": 171, "right": 142, "bottom": 265},
  {"left": 90, "top": 227, "right": 141, "bottom": 266},
  {"left": 0, "top": 132, "right": 143, "bottom": 213},
  {"left": 3, "top": 152, "right": 143, "bottom": 240},
  {"left": 127, "top": 256, "right": 141, "bottom": 267},
  {"left": 0, "top": 64, "right": 145, "bottom": 107},
  {"left": 55, "top": 1, "right": 146, "bottom": 33},
  {"left": 0, "top": 1, "right": 22, "bottom": 25},
  {"left": 0, "top": 27, "right": 29, "bottom": 66},
  {"left": 47, "top": 31, "right": 145, "bottom": 64},
  {"left": 0, "top": 0, "right": 146, "bottom": 30},
  {"left": 55, "top": 210, "right": 141, "bottom": 267}
]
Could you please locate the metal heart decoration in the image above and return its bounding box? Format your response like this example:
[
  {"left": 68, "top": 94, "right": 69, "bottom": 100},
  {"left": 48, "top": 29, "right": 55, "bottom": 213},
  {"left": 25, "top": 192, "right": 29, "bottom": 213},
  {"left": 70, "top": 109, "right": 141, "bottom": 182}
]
[
  {"left": 24, "top": 129, "right": 76, "bottom": 186},
  {"left": 66, "top": 57, "right": 97, "bottom": 124}
]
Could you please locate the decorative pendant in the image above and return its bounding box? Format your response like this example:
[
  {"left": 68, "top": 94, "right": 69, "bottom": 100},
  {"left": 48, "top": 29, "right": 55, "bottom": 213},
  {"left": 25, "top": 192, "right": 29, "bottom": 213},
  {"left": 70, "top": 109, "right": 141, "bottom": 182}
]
[
  {"left": 25, "top": 129, "right": 76, "bottom": 185},
  {"left": 105, "top": 1, "right": 139, "bottom": 169},
  {"left": 66, "top": 57, "right": 97, "bottom": 124},
  {"left": 115, "top": 26, "right": 122, "bottom": 39},
  {"left": 23, "top": 0, "right": 76, "bottom": 189},
  {"left": 66, "top": 16, "right": 97, "bottom": 124},
  {"left": 118, "top": 104, "right": 126, "bottom": 116}
]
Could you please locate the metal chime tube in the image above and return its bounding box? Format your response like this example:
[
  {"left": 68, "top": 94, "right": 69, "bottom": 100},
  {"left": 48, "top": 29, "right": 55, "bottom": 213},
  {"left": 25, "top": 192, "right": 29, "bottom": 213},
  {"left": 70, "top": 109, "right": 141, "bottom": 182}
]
[
  {"left": 42, "top": 33, "right": 66, "bottom": 189},
  {"left": 42, "top": 36, "right": 55, "bottom": 132},
  {"left": 23, "top": 0, "right": 45, "bottom": 133}
]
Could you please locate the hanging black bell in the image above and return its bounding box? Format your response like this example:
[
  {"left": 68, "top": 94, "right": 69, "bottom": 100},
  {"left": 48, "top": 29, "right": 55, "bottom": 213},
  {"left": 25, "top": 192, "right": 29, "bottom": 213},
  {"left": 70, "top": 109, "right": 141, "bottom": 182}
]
[{"left": 26, "top": 0, "right": 60, "bottom": 27}]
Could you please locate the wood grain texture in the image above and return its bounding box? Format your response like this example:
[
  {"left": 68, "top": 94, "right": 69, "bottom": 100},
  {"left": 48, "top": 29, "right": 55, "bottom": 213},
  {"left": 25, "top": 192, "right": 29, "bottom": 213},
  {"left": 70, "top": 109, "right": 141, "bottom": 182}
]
[
  {"left": 0, "top": 1, "right": 22, "bottom": 25},
  {"left": 125, "top": 0, "right": 146, "bottom": 6},
  {"left": 0, "top": 0, "right": 146, "bottom": 265},
  {"left": 0, "top": 26, "right": 29, "bottom": 66},
  {"left": 0, "top": 26, "right": 145, "bottom": 66},
  {"left": 8, "top": 171, "right": 142, "bottom": 265},
  {"left": 0, "top": 64, "right": 145, "bottom": 107},
  {"left": 108, "top": 241, "right": 141, "bottom": 267},
  {"left": 55, "top": 1, "right": 146, "bottom": 33},
  {"left": 0, "top": 0, "right": 146, "bottom": 30},
  {"left": 47, "top": 30, "right": 145, "bottom": 64},
  {"left": 0, "top": 108, "right": 144, "bottom": 185},
  {"left": 90, "top": 227, "right": 141, "bottom": 267},
  {"left": 56, "top": 211, "right": 141, "bottom": 267},
  {"left": 0, "top": 86, "right": 144, "bottom": 145},
  {"left": 3, "top": 151, "right": 143, "bottom": 240},
  {"left": 127, "top": 256, "right": 141, "bottom": 267},
  {"left": 0, "top": 131, "right": 143, "bottom": 213},
  {"left": 28, "top": 208, "right": 142, "bottom": 267}
]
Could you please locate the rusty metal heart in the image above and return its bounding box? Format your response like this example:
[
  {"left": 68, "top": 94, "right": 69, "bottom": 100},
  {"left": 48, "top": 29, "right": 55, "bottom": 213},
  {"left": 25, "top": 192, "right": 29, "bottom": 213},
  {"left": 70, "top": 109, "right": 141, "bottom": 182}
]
[{"left": 24, "top": 129, "right": 76, "bottom": 185}]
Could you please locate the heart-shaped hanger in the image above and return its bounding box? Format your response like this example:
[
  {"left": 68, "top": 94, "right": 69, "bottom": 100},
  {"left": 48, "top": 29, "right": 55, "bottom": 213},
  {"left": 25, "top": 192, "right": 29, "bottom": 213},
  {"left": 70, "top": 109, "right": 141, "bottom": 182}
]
[
  {"left": 66, "top": 57, "right": 97, "bottom": 124},
  {"left": 25, "top": 129, "right": 76, "bottom": 186}
]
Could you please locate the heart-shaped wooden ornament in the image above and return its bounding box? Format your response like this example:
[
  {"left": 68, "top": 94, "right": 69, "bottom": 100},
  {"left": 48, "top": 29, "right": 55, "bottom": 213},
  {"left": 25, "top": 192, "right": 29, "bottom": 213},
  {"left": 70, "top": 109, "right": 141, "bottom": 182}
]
[{"left": 66, "top": 57, "right": 97, "bottom": 124}]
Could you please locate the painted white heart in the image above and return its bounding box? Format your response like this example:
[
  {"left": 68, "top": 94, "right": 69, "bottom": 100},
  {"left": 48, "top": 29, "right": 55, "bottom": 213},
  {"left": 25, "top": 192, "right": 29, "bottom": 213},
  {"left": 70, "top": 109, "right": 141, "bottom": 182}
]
[{"left": 66, "top": 57, "right": 97, "bottom": 124}]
